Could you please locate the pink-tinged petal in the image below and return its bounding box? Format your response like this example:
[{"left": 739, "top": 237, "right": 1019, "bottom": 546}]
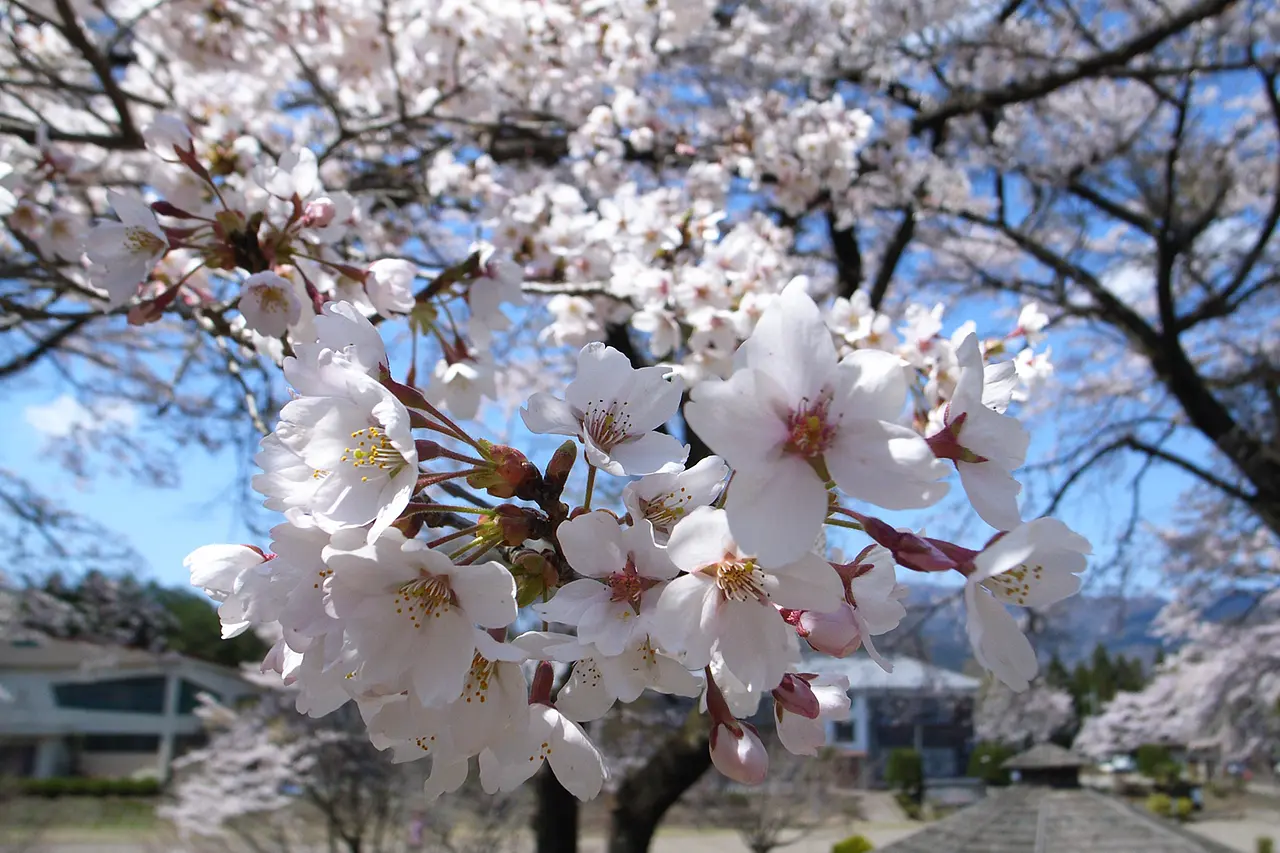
[
  {"left": 83, "top": 222, "right": 129, "bottom": 253},
  {"left": 520, "top": 392, "right": 580, "bottom": 436},
  {"left": 982, "top": 361, "right": 1019, "bottom": 413},
  {"left": 959, "top": 405, "right": 1030, "bottom": 471},
  {"left": 619, "top": 523, "right": 678, "bottom": 580},
  {"left": 958, "top": 461, "right": 1024, "bottom": 531},
  {"left": 604, "top": 431, "right": 688, "bottom": 476},
  {"left": 764, "top": 552, "right": 845, "bottom": 611},
  {"left": 971, "top": 524, "right": 1040, "bottom": 582},
  {"left": 557, "top": 511, "right": 627, "bottom": 578},
  {"left": 547, "top": 709, "right": 608, "bottom": 800},
  {"left": 715, "top": 600, "right": 792, "bottom": 691},
  {"left": 684, "top": 370, "right": 788, "bottom": 471},
  {"left": 724, "top": 458, "right": 828, "bottom": 567},
  {"left": 535, "top": 580, "right": 610, "bottom": 626},
  {"left": 423, "top": 757, "right": 469, "bottom": 802},
  {"left": 566, "top": 343, "right": 635, "bottom": 412},
  {"left": 446, "top": 559, "right": 517, "bottom": 629},
  {"left": 857, "top": 615, "right": 893, "bottom": 672},
  {"left": 741, "top": 279, "right": 837, "bottom": 404},
  {"left": 109, "top": 191, "right": 158, "bottom": 230},
  {"left": 665, "top": 506, "right": 736, "bottom": 573},
  {"left": 410, "top": 610, "right": 475, "bottom": 706},
  {"left": 950, "top": 334, "right": 986, "bottom": 416},
  {"left": 652, "top": 574, "right": 715, "bottom": 665},
  {"left": 556, "top": 659, "right": 616, "bottom": 722},
  {"left": 777, "top": 709, "right": 826, "bottom": 756},
  {"left": 965, "top": 583, "right": 1037, "bottom": 692},
  {"left": 622, "top": 365, "right": 685, "bottom": 433},
  {"left": 184, "top": 544, "right": 264, "bottom": 592},
  {"left": 827, "top": 419, "right": 950, "bottom": 509},
  {"left": 832, "top": 349, "right": 909, "bottom": 424},
  {"left": 579, "top": 599, "right": 644, "bottom": 657}
]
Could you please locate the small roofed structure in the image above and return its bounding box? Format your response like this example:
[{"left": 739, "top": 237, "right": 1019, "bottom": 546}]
[
  {"left": 875, "top": 786, "right": 1239, "bottom": 853},
  {"left": 1003, "top": 742, "right": 1091, "bottom": 789}
]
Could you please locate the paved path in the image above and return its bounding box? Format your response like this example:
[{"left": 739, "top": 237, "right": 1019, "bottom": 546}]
[{"left": 1184, "top": 810, "right": 1280, "bottom": 853}]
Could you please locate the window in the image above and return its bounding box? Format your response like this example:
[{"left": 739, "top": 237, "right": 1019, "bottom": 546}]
[
  {"left": 832, "top": 720, "right": 858, "bottom": 744},
  {"left": 54, "top": 677, "right": 166, "bottom": 714},
  {"left": 82, "top": 734, "right": 161, "bottom": 753},
  {"left": 178, "top": 679, "right": 219, "bottom": 714}
]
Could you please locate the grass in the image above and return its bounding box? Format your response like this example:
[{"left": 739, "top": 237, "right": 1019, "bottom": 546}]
[{"left": 0, "top": 796, "right": 165, "bottom": 844}]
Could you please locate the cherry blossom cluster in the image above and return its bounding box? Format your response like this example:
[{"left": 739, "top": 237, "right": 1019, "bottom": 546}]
[{"left": 183, "top": 277, "right": 1089, "bottom": 797}]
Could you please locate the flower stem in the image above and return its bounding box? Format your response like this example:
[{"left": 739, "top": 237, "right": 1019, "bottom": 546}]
[
  {"left": 825, "top": 517, "right": 865, "bottom": 532},
  {"left": 426, "top": 524, "right": 482, "bottom": 549},
  {"left": 582, "top": 463, "right": 597, "bottom": 512}
]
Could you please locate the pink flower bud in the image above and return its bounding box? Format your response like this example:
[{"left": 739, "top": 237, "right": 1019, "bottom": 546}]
[
  {"left": 772, "top": 674, "right": 820, "bottom": 719},
  {"left": 709, "top": 722, "right": 768, "bottom": 785},
  {"left": 797, "top": 604, "right": 863, "bottom": 657},
  {"left": 304, "top": 197, "right": 338, "bottom": 228}
]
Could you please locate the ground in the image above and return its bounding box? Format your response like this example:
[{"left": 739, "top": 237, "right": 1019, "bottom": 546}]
[{"left": 0, "top": 789, "right": 1276, "bottom": 852}]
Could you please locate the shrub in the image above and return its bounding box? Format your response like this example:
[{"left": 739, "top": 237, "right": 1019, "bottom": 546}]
[
  {"left": 967, "top": 742, "right": 1017, "bottom": 786},
  {"left": 18, "top": 776, "right": 162, "bottom": 797},
  {"left": 1146, "top": 793, "right": 1173, "bottom": 817},
  {"left": 893, "top": 790, "right": 923, "bottom": 820},
  {"left": 1173, "top": 797, "right": 1193, "bottom": 821},
  {"left": 832, "top": 835, "right": 875, "bottom": 853},
  {"left": 1135, "top": 745, "right": 1174, "bottom": 778},
  {"left": 885, "top": 748, "right": 924, "bottom": 804},
  {"left": 1257, "top": 837, "right": 1274, "bottom": 853}
]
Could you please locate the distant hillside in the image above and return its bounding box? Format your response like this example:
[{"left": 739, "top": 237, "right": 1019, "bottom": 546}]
[{"left": 880, "top": 585, "right": 1167, "bottom": 672}]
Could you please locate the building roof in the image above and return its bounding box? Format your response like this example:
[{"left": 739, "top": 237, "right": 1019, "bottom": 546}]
[
  {"left": 877, "top": 787, "right": 1237, "bottom": 853},
  {"left": 802, "top": 654, "right": 980, "bottom": 693},
  {"left": 1003, "top": 743, "right": 1091, "bottom": 770},
  {"left": 0, "top": 635, "right": 250, "bottom": 682}
]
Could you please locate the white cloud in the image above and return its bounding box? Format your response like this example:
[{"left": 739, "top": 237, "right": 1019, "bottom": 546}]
[{"left": 24, "top": 394, "right": 138, "bottom": 439}]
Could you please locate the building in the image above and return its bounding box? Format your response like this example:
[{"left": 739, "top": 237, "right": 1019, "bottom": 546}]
[
  {"left": 804, "top": 654, "right": 981, "bottom": 787},
  {"left": 876, "top": 743, "right": 1236, "bottom": 853},
  {"left": 1005, "top": 742, "right": 1091, "bottom": 788},
  {"left": 0, "top": 634, "right": 261, "bottom": 780}
]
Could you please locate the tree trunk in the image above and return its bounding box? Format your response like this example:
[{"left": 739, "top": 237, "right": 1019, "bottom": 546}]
[
  {"left": 534, "top": 764, "right": 579, "bottom": 853},
  {"left": 606, "top": 712, "right": 711, "bottom": 853}
]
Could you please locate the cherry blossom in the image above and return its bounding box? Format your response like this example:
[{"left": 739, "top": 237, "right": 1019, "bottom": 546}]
[
  {"left": 240, "top": 271, "right": 303, "bottom": 338},
  {"left": 538, "top": 510, "right": 677, "bottom": 655},
  {"left": 83, "top": 192, "right": 169, "bottom": 307},
  {"left": 521, "top": 342, "right": 688, "bottom": 476},
  {"left": 686, "top": 281, "right": 949, "bottom": 564},
  {"left": 324, "top": 527, "right": 518, "bottom": 706},
  {"left": 621, "top": 455, "right": 729, "bottom": 545},
  {"left": 794, "top": 545, "right": 905, "bottom": 669},
  {"left": 274, "top": 353, "right": 417, "bottom": 540},
  {"left": 479, "top": 703, "right": 608, "bottom": 801},
  {"left": 927, "top": 334, "right": 1029, "bottom": 531},
  {"left": 652, "top": 507, "right": 843, "bottom": 692},
  {"left": 775, "top": 674, "right": 852, "bottom": 756},
  {"left": 365, "top": 258, "right": 417, "bottom": 316}
]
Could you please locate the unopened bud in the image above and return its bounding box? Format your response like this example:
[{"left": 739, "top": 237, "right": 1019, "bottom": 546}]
[
  {"left": 151, "top": 200, "right": 197, "bottom": 220},
  {"left": 467, "top": 442, "right": 542, "bottom": 499},
  {"left": 491, "top": 504, "right": 549, "bottom": 547},
  {"left": 709, "top": 722, "right": 768, "bottom": 785},
  {"left": 303, "top": 197, "right": 337, "bottom": 228},
  {"left": 543, "top": 440, "right": 579, "bottom": 498},
  {"left": 856, "top": 513, "right": 956, "bottom": 574},
  {"left": 772, "top": 674, "right": 820, "bottom": 719},
  {"left": 415, "top": 439, "right": 447, "bottom": 461},
  {"left": 796, "top": 605, "right": 863, "bottom": 657}
]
